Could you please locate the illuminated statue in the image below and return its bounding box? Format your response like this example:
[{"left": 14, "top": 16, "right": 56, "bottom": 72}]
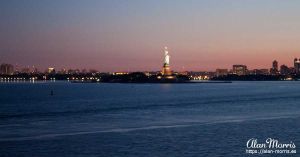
[
  {"left": 164, "top": 46, "right": 170, "bottom": 65},
  {"left": 162, "top": 46, "right": 172, "bottom": 76}
]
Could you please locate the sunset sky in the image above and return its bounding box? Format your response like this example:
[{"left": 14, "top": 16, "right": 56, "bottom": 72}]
[{"left": 1, "top": 0, "right": 300, "bottom": 72}]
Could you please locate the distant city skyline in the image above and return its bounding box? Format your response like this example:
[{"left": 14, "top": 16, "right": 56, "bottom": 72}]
[
  {"left": 1, "top": 57, "right": 300, "bottom": 74},
  {"left": 1, "top": 55, "right": 300, "bottom": 73},
  {"left": 1, "top": 0, "right": 300, "bottom": 71}
]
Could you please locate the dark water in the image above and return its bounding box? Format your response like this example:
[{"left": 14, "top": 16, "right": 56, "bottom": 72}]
[{"left": 0, "top": 81, "right": 299, "bottom": 157}]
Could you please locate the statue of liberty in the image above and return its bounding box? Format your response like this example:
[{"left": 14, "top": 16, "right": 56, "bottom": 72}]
[
  {"left": 164, "top": 46, "right": 170, "bottom": 66},
  {"left": 162, "top": 46, "right": 172, "bottom": 76}
]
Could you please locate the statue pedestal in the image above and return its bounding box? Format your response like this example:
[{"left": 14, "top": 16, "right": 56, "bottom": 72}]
[{"left": 162, "top": 64, "right": 172, "bottom": 76}]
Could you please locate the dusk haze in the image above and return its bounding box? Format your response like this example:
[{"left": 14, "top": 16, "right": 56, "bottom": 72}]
[{"left": 1, "top": 0, "right": 300, "bottom": 71}]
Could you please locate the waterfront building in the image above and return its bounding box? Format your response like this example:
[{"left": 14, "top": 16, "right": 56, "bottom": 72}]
[
  {"left": 294, "top": 58, "right": 300, "bottom": 74},
  {"left": 59, "top": 68, "right": 68, "bottom": 74},
  {"left": 270, "top": 60, "right": 279, "bottom": 75},
  {"left": 0, "top": 63, "right": 14, "bottom": 75},
  {"left": 232, "top": 65, "right": 247, "bottom": 76},
  {"left": 67, "top": 69, "right": 80, "bottom": 75},
  {"left": 21, "top": 67, "right": 30, "bottom": 74},
  {"left": 113, "top": 72, "right": 129, "bottom": 75},
  {"left": 250, "top": 69, "right": 269, "bottom": 75},
  {"left": 280, "top": 64, "right": 291, "bottom": 75},
  {"left": 215, "top": 69, "right": 228, "bottom": 76},
  {"left": 31, "top": 66, "right": 38, "bottom": 74},
  {"left": 47, "top": 67, "right": 56, "bottom": 74}
]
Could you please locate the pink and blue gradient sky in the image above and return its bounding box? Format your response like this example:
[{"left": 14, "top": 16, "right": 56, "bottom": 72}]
[{"left": 1, "top": 0, "right": 300, "bottom": 72}]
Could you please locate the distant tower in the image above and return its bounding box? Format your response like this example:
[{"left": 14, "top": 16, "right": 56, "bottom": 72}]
[
  {"left": 270, "top": 60, "right": 279, "bottom": 75},
  {"left": 272, "top": 60, "right": 278, "bottom": 71},
  {"left": 232, "top": 65, "right": 247, "bottom": 76},
  {"left": 0, "top": 63, "right": 14, "bottom": 75},
  {"left": 294, "top": 58, "right": 300, "bottom": 74},
  {"left": 162, "top": 47, "right": 172, "bottom": 76}
]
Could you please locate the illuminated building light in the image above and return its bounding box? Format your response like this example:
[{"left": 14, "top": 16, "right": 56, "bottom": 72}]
[
  {"left": 285, "top": 77, "right": 293, "bottom": 81},
  {"left": 114, "top": 72, "right": 129, "bottom": 75},
  {"left": 166, "top": 76, "right": 175, "bottom": 79}
]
